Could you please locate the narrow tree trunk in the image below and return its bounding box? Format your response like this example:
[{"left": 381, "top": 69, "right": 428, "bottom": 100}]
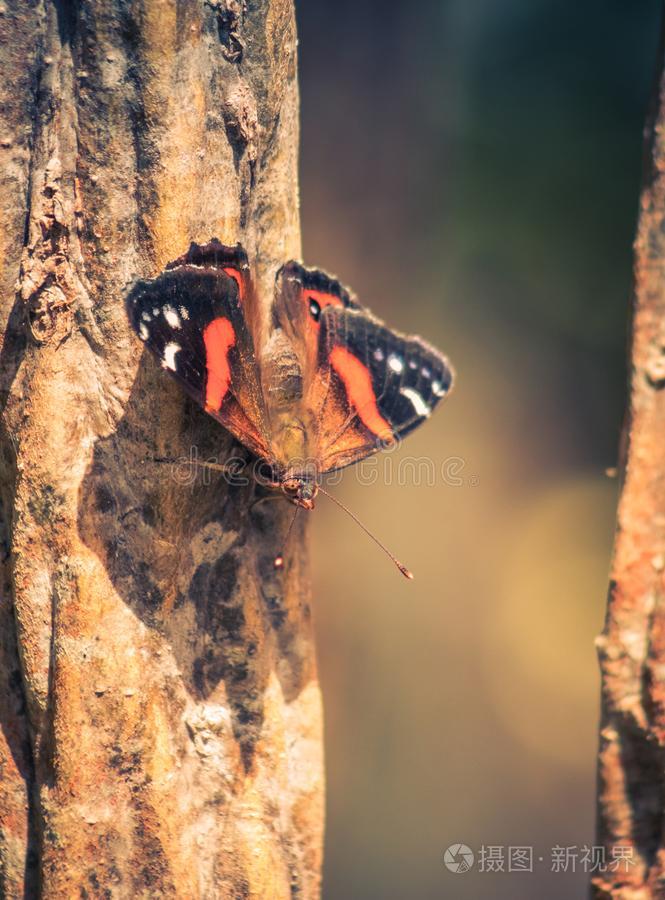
[
  {"left": 0, "top": 2, "right": 323, "bottom": 897},
  {"left": 594, "top": 16, "right": 665, "bottom": 900}
]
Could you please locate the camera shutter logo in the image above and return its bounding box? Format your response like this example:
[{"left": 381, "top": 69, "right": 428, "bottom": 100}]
[{"left": 444, "top": 843, "right": 475, "bottom": 874}]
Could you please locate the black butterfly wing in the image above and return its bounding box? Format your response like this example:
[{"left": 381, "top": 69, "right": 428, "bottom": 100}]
[
  {"left": 309, "top": 305, "right": 454, "bottom": 473},
  {"left": 126, "top": 241, "right": 272, "bottom": 461},
  {"left": 271, "top": 261, "right": 357, "bottom": 372}
]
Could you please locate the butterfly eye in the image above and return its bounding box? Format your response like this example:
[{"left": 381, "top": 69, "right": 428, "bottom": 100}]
[{"left": 308, "top": 297, "right": 321, "bottom": 322}]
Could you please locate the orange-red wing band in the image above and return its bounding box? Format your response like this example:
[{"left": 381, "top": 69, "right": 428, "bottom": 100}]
[
  {"left": 223, "top": 267, "right": 244, "bottom": 301},
  {"left": 329, "top": 345, "right": 393, "bottom": 441},
  {"left": 203, "top": 317, "right": 236, "bottom": 412}
]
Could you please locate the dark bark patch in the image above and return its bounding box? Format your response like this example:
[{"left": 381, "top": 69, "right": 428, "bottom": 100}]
[
  {"left": 205, "top": 0, "right": 244, "bottom": 63},
  {"left": 617, "top": 711, "right": 665, "bottom": 869},
  {"left": 28, "top": 483, "right": 66, "bottom": 527}
]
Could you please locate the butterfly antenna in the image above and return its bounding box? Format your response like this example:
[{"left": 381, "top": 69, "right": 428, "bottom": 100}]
[
  {"left": 274, "top": 505, "right": 300, "bottom": 571},
  {"left": 317, "top": 485, "right": 414, "bottom": 580}
]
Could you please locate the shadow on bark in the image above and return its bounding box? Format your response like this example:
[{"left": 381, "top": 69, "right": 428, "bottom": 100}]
[{"left": 77, "top": 348, "right": 312, "bottom": 773}]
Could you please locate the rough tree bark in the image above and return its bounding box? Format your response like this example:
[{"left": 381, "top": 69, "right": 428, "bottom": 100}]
[
  {"left": 0, "top": 1, "right": 324, "bottom": 898},
  {"left": 594, "top": 16, "right": 665, "bottom": 900}
]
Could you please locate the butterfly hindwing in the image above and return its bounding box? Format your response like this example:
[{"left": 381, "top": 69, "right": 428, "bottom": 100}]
[
  {"left": 311, "top": 305, "right": 454, "bottom": 472},
  {"left": 126, "top": 241, "right": 272, "bottom": 460}
]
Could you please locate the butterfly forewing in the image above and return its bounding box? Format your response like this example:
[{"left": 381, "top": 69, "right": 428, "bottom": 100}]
[
  {"left": 311, "top": 305, "right": 454, "bottom": 473},
  {"left": 126, "top": 243, "right": 272, "bottom": 461},
  {"left": 272, "top": 261, "right": 359, "bottom": 389}
]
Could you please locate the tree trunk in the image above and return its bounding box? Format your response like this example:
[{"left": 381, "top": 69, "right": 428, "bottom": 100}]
[
  {"left": 594, "top": 15, "right": 665, "bottom": 900},
  {"left": 0, "top": 2, "right": 323, "bottom": 898}
]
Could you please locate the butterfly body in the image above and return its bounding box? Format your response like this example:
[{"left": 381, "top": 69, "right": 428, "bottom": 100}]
[{"left": 126, "top": 240, "right": 454, "bottom": 506}]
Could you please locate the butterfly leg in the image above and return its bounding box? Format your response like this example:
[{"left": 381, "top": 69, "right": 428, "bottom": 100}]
[{"left": 151, "top": 455, "right": 250, "bottom": 486}]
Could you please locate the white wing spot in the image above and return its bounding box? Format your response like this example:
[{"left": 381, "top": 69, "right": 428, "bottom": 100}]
[
  {"left": 400, "top": 387, "right": 431, "bottom": 418},
  {"left": 179, "top": 306, "right": 190, "bottom": 320},
  {"left": 162, "top": 342, "right": 181, "bottom": 372},
  {"left": 421, "top": 366, "right": 431, "bottom": 378},
  {"left": 163, "top": 305, "right": 181, "bottom": 328},
  {"left": 388, "top": 353, "right": 404, "bottom": 374},
  {"left": 373, "top": 347, "right": 384, "bottom": 362},
  {"left": 152, "top": 307, "right": 159, "bottom": 316},
  {"left": 408, "top": 359, "right": 418, "bottom": 369},
  {"left": 139, "top": 323, "right": 149, "bottom": 341},
  {"left": 141, "top": 311, "right": 151, "bottom": 322},
  {"left": 432, "top": 379, "right": 448, "bottom": 397}
]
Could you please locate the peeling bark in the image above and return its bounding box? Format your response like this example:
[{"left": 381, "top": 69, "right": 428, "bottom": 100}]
[
  {"left": 593, "top": 16, "right": 665, "bottom": 900},
  {"left": 0, "top": 1, "right": 323, "bottom": 897}
]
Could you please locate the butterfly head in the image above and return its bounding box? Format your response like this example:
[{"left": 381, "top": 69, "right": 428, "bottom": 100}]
[{"left": 280, "top": 474, "right": 319, "bottom": 510}]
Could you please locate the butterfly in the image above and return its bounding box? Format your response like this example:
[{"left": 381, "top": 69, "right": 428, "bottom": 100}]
[{"left": 126, "top": 240, "right": 454, "bottom": 574}]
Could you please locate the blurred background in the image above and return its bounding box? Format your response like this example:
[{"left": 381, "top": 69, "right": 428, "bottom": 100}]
[{"left": 297, "top": 2, "right": 662, "bottom": 898}]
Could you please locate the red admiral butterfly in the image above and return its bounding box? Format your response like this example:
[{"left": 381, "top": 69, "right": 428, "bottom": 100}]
[{"left": 126, "top": 240, "right": 454, "bottom": 577}]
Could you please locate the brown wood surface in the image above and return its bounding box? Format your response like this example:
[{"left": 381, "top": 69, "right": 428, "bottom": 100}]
[
  {"left": 0, "top": 1, "right": 323, "bottom": 897},
  {"left": 594, "top": 14, "right": 665, "bottom": 900}
]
